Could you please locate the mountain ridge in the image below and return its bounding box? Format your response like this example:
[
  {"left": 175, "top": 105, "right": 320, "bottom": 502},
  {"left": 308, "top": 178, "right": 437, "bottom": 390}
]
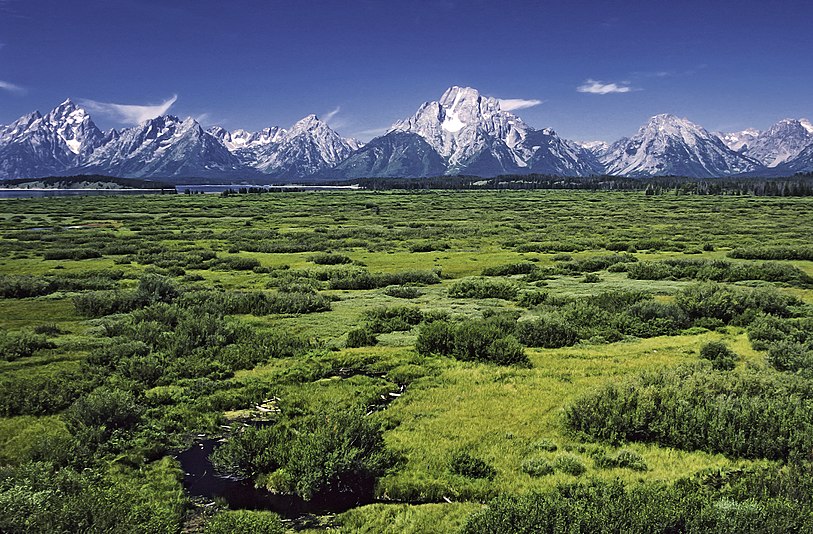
[{"left": 1, "top": 88, "right": 811, "bottom": 181}]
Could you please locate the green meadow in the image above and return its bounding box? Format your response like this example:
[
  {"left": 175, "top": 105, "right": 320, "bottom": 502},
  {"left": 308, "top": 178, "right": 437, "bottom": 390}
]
[{"left": 1, "top": 190, "right": 812, "bottom": 532}]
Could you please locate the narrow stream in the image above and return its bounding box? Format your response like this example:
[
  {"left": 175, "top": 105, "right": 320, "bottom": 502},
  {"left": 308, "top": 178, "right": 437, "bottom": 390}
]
[
  {"left": 176, "top": 380, "right": 405, "bottom": 518},
  {"left": 176, "top": 439, "right": 374, "bottom": 519}
]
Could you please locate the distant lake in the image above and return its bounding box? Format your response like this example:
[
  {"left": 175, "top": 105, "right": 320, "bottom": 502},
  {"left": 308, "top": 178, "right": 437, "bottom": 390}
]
[
  {"left": 0, "top": 184, "right": 360, "bottom": 198},
  {"left": 0, "top": 188, "right": 173, "bottom": 199},
  {"left": 176, "top": 184, "right": 360, "bottom": 193}
]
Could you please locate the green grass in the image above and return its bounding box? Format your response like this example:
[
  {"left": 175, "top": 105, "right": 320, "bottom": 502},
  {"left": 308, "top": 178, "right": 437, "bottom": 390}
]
[{"left": 0, "top": 190, "right": 811, "bottom": 532}]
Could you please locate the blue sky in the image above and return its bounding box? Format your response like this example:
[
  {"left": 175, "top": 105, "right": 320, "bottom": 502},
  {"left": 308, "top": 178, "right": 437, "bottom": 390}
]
[{"left": 1, "top": 0, "right": 811, "bottom": 142}]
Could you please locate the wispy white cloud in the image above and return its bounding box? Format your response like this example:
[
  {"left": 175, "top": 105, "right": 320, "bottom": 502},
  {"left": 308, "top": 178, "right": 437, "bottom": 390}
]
[
  {"left": 323, "top": 106, "right": 341, "bottom": 124},
  {"left": 497, "top": 98, "right": 543, "bottom": 111},
  {"left": 79, "top": 94, "right": 178, "bottom": 124},
  {"left": 0, "top": 79, "right": 25, "bottom": 94},
  {"left": 577, "top": 79, "right": 635, "bottom": 94}
]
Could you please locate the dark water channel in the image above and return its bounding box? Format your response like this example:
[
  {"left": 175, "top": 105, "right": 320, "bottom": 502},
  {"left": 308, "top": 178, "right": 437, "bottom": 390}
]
[
  {"left": 176, "top": 380, "right": 404, "bottom": 518},
  {"left": 176, "top": 439, "right": 373, "bottom": 519}
]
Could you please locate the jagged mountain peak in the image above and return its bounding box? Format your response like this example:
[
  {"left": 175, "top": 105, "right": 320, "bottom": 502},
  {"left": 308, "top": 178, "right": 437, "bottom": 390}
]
[
  {"left": 391, "top": 85, "right": 531, "bottom": 170},
  {"left": 0, "top": 98, "right": 105, "bottom": 179},
  {"left": 575, "top": 140, "right": 610, "bottom": 156},
  {"left": 45, "top": 99, "right": 80, "bottom": 119},
  {"left": 207, "top": 125, "right": 286, "bottom": 151},
  {"left": 79, "top": 112, "right": 245, "bottom": 179},
  {"left": 737, "top": 118, "right": 813, "bottom": 167},
  {"left": 640, "top": 114, "right": 708, "bottom": 137},
  {"left": 341, "top": 85, "right": 599, "bottom": 178},
  {"left": 227, "top": 114, "right": 355, "bottom": 178},
  {"left": 438, "top": 85, "right": 495, "bottom": 109},
  {"left": 3, "top": 93, "right": 809, "bottom": 181},
  {"left": 602, "top": 114, "right": 760, "bottom": 178},
  {"left": 717, "top": 128, "right": 760, "bottom": 152},
  {"left": 289, "top": 114, "right": 327, "bottom": 135}
]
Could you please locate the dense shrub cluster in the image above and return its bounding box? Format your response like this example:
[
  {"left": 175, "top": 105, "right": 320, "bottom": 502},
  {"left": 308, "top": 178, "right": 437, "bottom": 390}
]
[
  {"left": 517, "top": 289, "right": 689, "bottom": 346},
  {"left": 416, "top": 317, "right": 530, "bottom": 366},
  {"left": 520, "top": 457, "right": 554, "bottom": 477},
  {"left": 66, "top": 386, "right": 144, "bottom": 445},
  {"left": 748, "top": 315, "right": 813, "bottom": 375},
  {"left": 309, "top": 252, "right": 352, "bottom": 265},
  {"left": 729, "top": 245, "right": 813, "bottom": 261},
  {"left": 346, "top": 327, "right": 378, "bottom": 348},
  {"left": 211, "top": 407, "right": 394, "bottom": 500},
  {"left": 0, "top": 460, "right": 185, "bottom": 534},
  {"left": 449, "top": 451, "right": 496, "bottom": 480},
  {"left": 551, "top": 454, "right": 587, "bottom": 476},
  {"left": 179, "top": 289, "right": 331, "bottom": 316},
  {"left": 327, "top": 268, "right": 440, "bottom": 290},
  {"left": 383, "top": 285, "right": 421, "bottom": 299},
  {"left": 627, "top": 258, "right": 813, "bottom": 286},
  {"left": 0, "top": 270, "right": 125, "bottom": 298},
  {"left": 517, "top": 289, "right": 550, "bottom": 308},
  {"left": 516, "top": 313, "right": 579, "bottom": 348},
  {"left": 564, "top": 365, "right": 813, "bottom": 461},
  {"left": 448, "top": 278, "right": 518, "bottom": 300},
  {"left": 72, "top": 290, "right": 141, "bottom": 317},
  {"left": 675, "top": 282, "right": 799, "bottom": 324},
  {"left": 71, "top": 272, "right": 332, "bottom": 318},
  {"left": 72, "top": 274, "right": 180, "bottom": 317},
  {"left": 0, "top": 330, "right": 55, "bottom": 361},
  {"left": 699, "top": 341, "right": 738, "bottom": 371},
  {"left": 409, "top": 240, "right": 449, "bottom": 252},
  {"left": 43, "top": 248, "right": 102, "bottom": 260},
  {"left": 463, "top": 473, "right": 813, "bottom": 534},
  {"left": 481, "top": 262, "right": 537, "bottom": 276},
  {"left": 363, "top": 306, "right": 423, "bottom": 333},
  {"left": 0, "top": 369, "right": 94, "bottom": 417}
]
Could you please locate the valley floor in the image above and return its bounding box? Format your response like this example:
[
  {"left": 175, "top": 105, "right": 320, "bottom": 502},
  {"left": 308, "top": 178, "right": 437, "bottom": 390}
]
[{"left": 1, "top": 190, "right": 812, "bottom": 533}]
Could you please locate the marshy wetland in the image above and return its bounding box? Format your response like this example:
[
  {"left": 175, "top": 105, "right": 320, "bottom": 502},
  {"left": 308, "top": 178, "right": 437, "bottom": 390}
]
[{"left": 1, "top": 190, "right": 812, "bottom": 532}]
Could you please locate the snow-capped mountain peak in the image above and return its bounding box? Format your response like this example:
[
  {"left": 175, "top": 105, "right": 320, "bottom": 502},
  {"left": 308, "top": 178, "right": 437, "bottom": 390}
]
[
  {"left": 79, "top": 114, "right": 245, "bottom": 178},
  {"left": 717, "top": 128, "right": 760, "bottom": 152},
  {"left": 391, "top": 85, "right": 532, "bottom": 170},
  {"left": 222, "top": 114, "right": 356, "bottom": 177},
  {"left": 0, "top": 100, "right": 105, "bottom": 178},
  {"left": 331, "top": 85, "right": 600, "bottom": 179},
  {"left": 288, "top": 114, "right": 327, "bottom": 136},
  {"left": 207, "top": 126, "right": 287, "bottom": 151},
  {"left": 575, "top": 140, "right": 610, "bottom": 156},
  {"left": 601, "top": 114, "right": 760, "bottom": 178},
  {"left": 0, "top": 93, "right": 807, "bottom": 181},
  {"left": 734, "top": 118, "right": 813, "bottom": 167}
]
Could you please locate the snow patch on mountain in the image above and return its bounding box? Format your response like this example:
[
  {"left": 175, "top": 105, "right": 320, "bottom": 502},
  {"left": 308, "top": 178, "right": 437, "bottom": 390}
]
[{"left": 717, "top": 128, "right": 760, "bottom": 152}]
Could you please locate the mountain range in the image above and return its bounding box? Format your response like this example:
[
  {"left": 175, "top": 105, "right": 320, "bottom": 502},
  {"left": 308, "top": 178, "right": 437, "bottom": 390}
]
[{"left": 1, "top": 86, "right": 811, "bottom": 182}]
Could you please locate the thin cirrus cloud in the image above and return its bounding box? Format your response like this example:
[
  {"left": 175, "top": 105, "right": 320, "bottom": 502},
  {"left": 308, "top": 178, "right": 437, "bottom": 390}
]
[
  {"left": 497, "top": 98, "right": 543, "bottom": 111},
  {"left": 79, "top": 95, "right": 178, "bottom": 125},
  {"left": 321, "top": 105, "right": 351, "bottom": 131},
  {"left": 0, "top": 79, "right": 25, "bottom": 94},
  {"left": 577, "top": 79, "right": 635, "bottom": 94},
  {"left": 322, "top": 106, "right": 341, "bottom": 124}
]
